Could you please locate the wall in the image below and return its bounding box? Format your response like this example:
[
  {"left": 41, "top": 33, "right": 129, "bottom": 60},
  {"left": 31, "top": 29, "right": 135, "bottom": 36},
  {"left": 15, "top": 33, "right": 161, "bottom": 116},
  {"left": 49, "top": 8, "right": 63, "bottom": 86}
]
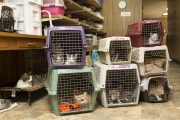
[
  {"left": 102, "top": 0, "right": 142, "bottom": 37},
  {"left": 167, "top": 0, "right": 180, "bottom": 61}
]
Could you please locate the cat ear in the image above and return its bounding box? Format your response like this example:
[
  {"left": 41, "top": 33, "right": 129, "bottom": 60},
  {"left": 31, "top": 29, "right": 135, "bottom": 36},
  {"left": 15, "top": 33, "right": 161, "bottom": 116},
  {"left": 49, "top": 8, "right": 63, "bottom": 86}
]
[
  {"left": 75, "top": 95, "right": 78, "bottom": 99},
  {"left": 75, "top": 54, "right": 78, "bottom": 58},
  {"left": 28, "top": 71, "right": 32, "bottom": 75},
  {"left": 150, "top": 33, "right": 153, "bottom": 36}
]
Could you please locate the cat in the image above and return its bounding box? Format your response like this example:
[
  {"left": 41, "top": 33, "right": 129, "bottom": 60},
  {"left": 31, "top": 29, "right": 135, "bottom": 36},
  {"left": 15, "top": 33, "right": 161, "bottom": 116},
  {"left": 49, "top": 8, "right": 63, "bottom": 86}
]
[
  {"left": 11, "top": 72, "right": 33, "bottom": 97},
  {"left": 65, "top": 53, "right": 78, "bottom": 65},
  {"left": 148, "top": 81, "right": 165, "bottom": 101},
  {"left": 145, "top": 58, "right": 165, "bottom": 73},
  {"left": 111, "top": 53, "right": 119, "bottom": 62},
  {"left": 74, "top": 92, "right": 91, "bottom": 108},
  {"left": 148, "top": 33, "right": 159, "bottom": 44},
  {"left": 52, "top": 54, "right": 64, "bottom": 65},
  {"left": 108, "top": 86, "right": 123, "bottom": 104},
  {"left": 109, "top": 89, "right": 121, "bottom": 104}
]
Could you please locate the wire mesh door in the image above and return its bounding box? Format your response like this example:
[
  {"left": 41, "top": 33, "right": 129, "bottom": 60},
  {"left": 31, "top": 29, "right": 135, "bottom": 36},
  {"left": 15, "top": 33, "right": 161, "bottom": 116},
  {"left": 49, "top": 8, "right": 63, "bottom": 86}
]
[
  {"left": 109, "top": 40, "right": 131, "bottom": 63},
  {"left": 50, "top": 30, "right": 84, "bottom": 66},
  {"left": 142, "top": 22, "right": 162, "bottom": 45},
  {"left": 0, "top": 6, "right": 14, "bottom": 32},
  {"left": 57, "top": 72, "right": 94, "bottom": 113},
  {"left": 148, "top": 77, "right": 170, "bottom": 102},
  {"left": 105, "top": 69, "right": 139, "bottom": 105},
  {"left": 144, "top": 50, "right": 166, "bottom": 74}
]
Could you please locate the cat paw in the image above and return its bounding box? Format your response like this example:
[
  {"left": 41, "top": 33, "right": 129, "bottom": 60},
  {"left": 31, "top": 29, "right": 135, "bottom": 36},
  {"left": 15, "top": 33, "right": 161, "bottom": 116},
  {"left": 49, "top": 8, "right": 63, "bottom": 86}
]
[{"left": 11, "top": 94, "right": 16, "bottom": 97}]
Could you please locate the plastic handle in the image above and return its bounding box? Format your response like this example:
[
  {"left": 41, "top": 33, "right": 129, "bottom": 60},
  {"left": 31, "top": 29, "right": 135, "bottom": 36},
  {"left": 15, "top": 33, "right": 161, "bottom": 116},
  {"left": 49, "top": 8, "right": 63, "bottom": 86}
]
[
  {"left": 84, "top": 45, "right": 89, "bottom": 48},
  {"left": 41, "top": 10, "right": 53, "bottom": 27}
]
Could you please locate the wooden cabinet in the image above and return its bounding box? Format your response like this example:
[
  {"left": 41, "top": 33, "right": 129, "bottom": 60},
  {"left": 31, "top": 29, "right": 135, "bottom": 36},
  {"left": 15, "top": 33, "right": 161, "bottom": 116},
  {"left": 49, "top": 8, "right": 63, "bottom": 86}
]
[
  {"left": 42, "top": 0, "right": 105, "bottom": 34},
  {"left": 0, "top": 32, "right": 46, "bottom": 87},
  {"left": 0, "top": 32, "right": 46, "bottom": 50}
]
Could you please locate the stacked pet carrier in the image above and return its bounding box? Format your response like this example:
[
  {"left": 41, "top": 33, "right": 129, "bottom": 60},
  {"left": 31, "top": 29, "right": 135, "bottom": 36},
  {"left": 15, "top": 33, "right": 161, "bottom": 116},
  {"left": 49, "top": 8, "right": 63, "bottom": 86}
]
[
  {"left": 41, "top": 0, "right": 66, "bottom": 16},
  {"left": 127, "top": 20, "right": 172, "bottom": 103},
  {"left": 7, "top": 0, "right": 43, "bottom": 35},
  {"left": 45, "top": 26, "right": 99, "bottom": 115},
  {"left": 0, "top": 3, "right": 15, "bottom": 32},
  {"left": 94, "top": 37, "right": 141, "bottom": 107}
]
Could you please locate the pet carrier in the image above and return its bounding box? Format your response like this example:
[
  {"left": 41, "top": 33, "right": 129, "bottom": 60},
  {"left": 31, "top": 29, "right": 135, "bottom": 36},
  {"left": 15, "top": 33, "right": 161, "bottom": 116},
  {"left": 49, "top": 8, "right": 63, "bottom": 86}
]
[
  {"left": 98, "top": 37, "right": 132, "bottom": 65},
  {"left": 41, "top": 0, "right": 66, "bottom": 16},
  {"left": 131, "top": 45, "right": 170, "bottom": 76},
  {"left": 45, "top": 66, "right": 99, "bottom": 115},
  {"left": 45, "top": 26, "right": 88, "bottom": 69},
  {"left": 7, "top": 0, "right": 43, "bottom": 6},
  {"left": 0, "top": 6, "right": 14, "bottom": 32},
  {"left": 16, "top": 3, "right": 41, "bottom": 22},
  {"left": 140, "top": 76, "right": 172, "bottom": 103},
  {"left": 16, "top": 20, "right": 42, "bottom": 35},
  {"left": 127, "top": 20, "right": 163, "bottom": 47},
  {"left": 93, "top": 62, "right": 140, "bottom": 107},
  {"left": 42, "top": 0, "right": 65, "bottom": 7}
]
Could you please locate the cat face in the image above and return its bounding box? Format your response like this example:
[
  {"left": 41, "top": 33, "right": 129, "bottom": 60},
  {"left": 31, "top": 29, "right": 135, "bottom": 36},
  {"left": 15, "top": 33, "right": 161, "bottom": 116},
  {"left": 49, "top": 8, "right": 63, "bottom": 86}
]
[
  {"left": 55, "top": 54, "right": 64, "bottom": 63},
  {"left": 109, "top": 90, "right": 120, "bottom": 101},
  {"left": 149, "top": 33, "right": 158, "bottom": 41},
  {"left": 20, "top": 72, "right": 32, "bottom": 82},
  {"left": 67, "top": 54, "right": 77, "bottom": 60},
  {"left": 75, "top": 92, "right": 89, "bottom": 105}
]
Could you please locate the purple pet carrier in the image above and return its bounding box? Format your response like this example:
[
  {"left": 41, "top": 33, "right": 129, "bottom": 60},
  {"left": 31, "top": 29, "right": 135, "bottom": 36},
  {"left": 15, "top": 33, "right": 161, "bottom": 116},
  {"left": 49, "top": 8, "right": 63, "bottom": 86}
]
[{"left": 45, "top": 26, "right": 88, "bottom": 69}]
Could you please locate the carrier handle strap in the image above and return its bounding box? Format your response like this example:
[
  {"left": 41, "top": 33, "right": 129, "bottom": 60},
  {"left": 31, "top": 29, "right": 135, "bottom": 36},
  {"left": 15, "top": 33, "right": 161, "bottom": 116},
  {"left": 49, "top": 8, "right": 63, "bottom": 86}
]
[{"left": 41, "top": 10, "right": 53, "bottom": 27}]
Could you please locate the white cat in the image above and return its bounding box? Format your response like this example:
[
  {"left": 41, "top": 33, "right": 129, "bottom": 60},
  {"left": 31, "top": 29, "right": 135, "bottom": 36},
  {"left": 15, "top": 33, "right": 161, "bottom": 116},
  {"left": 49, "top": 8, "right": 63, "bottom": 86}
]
[
  {"left": 148, "top": 33, "right": 159, "bottom": 44},
  {"left": 65, "top": 53, "right": 78, "bottom": 65},
  {"left": 11, "top": 72, "right": 33, "bottom": 97}
]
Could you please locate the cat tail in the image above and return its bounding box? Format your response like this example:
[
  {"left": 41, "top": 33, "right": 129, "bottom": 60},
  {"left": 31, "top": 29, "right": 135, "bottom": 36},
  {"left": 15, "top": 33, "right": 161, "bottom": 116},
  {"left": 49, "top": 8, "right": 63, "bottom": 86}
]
[{"left": 11, "top": 90, "right": 16, "bottom": 97}]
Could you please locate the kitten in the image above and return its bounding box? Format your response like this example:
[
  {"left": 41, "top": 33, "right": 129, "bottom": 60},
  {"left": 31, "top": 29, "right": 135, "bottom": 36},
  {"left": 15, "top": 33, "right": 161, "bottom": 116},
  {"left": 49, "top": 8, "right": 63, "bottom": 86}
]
[
  {"left": 109, "top": 86, "right": 123, "bottom": 104},
  {"left": 52, "top": 54, "right": 64, "bottom": 65},
  {"left": 11, "top": 72, "right": 33, "bottom": 97},
  {"left": 111, "top": 53, "right": 119, "bottom": 62},
  {"left": 74, "top": 92, "right": 91, "bottom": 108},
  {"left": 148, "top": 81, "right": 164, "bottom": 101},
  {"left": 148, "top": 33, "right": 159, "bottom": 44},
  {"left": 65, "top": 54, "right": 78, "bottom": 65},
  {"left": 109, "top": 89, "right": 121, "bottom": 104}
]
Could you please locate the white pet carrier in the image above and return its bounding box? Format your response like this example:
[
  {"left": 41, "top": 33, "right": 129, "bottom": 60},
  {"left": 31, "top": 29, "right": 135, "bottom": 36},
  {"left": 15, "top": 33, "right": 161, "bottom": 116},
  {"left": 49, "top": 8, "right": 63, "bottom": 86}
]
[
  {"left": 7, "top": 0, "right": 43, "bottom": 6},
  {"left": 98, "top": 37, "right": 132, "bottom": 65},
  {"left": 140, "top": 76, "right": 172, "bottom": 102},
  {"left": 131, "top": 45, "right": 170, "bottom": 76},
  {"left": 94, "top": 62, "right": 140, "bottom": 107}
]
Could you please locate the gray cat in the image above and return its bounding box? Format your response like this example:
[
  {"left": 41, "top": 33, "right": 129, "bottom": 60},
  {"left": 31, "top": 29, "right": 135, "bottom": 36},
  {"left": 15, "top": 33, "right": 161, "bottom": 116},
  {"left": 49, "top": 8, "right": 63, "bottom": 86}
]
[
  {"left": 52, "top": 54, "right": 64, "bottom": 65},
  {"left": 65, "top": 54, "right": 78, "bottom": 65}
]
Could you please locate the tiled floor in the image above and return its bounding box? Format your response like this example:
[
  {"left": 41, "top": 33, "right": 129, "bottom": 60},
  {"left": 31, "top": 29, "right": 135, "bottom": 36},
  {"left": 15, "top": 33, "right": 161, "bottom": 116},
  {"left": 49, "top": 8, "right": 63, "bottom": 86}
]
[{"left": 0, "top": 61, "right": 180, "bottom": 120}]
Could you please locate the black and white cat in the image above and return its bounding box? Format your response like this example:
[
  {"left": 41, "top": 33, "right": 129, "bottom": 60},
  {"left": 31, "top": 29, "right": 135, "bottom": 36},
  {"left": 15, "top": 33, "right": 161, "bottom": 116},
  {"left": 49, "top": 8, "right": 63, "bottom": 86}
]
[
  {"left": 11, "top": 72, "right": 33, "bottom": 97},
  {"left": 65, "top": 53, "right": 78, "bottom": 65}
]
